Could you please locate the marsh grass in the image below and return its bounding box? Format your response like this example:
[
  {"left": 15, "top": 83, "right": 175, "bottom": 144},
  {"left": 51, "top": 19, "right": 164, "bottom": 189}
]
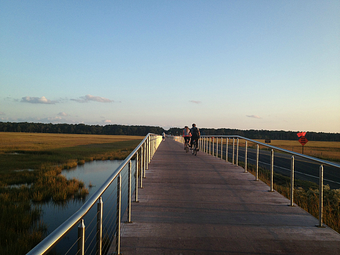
[
  {"left": 0, "top": 185, "right": 46, "bottom": 255},
  {"left": 244, "top": 140, "right": 340, "bottom": 162},
  {"left": 241, "top": 162, "right": 340, "bottom": 234},
  {"left": 0, "top": 132, "right": 143, "bottom": 254}
]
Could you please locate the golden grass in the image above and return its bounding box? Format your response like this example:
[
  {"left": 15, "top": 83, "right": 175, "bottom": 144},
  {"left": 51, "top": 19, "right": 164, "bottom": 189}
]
[
  {"left": 0, "top": 132, "right": 143, "bottom": 153},
  {"left": 0, "top": 132, "right": 144, "bottom": 173},
  {"left": 254, "top": 139, "right": 340, "bottom": 161}
]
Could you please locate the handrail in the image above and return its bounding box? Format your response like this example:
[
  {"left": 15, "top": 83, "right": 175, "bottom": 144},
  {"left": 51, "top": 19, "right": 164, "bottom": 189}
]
[
  {"left": 27, "top": 133, "right": 162, "bottom": 255},
  {"left": 202, "top": 135, "right": 340, "bottom": 169},
  {"left": 198, "top": 134, "right": 340, "bottom": 228}
]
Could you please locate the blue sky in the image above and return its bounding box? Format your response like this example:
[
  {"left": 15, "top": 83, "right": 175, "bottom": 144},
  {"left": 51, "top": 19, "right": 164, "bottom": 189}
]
[{"left": 1, "top": 0, "right": 339, "bottom": 133}]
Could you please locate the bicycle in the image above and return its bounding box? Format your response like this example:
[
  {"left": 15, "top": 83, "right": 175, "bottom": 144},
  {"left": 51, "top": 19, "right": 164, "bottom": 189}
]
[
  {"left": 191, "top": 140, "right": 198, "bottom": 156},
  {"left": 184, "top": 139, "right": 190, "bottom": 153}
]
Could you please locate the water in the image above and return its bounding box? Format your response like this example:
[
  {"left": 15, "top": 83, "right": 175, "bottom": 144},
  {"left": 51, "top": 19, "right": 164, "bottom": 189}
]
[{"left": 39, "top": 160, "right": 124, "bottom": 254}]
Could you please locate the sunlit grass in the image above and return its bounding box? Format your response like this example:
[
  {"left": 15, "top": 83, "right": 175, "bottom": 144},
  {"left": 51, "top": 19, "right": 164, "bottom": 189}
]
[{"left": 255, "top": 139, "right": 340, "bottom": 162}]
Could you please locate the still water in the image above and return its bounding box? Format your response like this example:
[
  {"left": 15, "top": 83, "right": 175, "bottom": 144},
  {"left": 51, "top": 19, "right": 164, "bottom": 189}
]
[{"left": 40, "top": 160, "right": 124, "bottom": 254}]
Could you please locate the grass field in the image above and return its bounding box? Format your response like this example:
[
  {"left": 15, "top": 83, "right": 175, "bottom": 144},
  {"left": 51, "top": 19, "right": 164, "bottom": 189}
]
[
  {"left": 0, "top": 132, "right": 143, "bottom": 174},
  {"left": 0, "top": 132, "right": 143, "bottom": 255}
]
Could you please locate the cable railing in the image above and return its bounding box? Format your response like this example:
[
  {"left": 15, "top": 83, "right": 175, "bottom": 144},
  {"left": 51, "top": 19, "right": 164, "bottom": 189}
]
[
  {"left": 196, "top": 135, "right": 340, "bottom": 228},
  {"left": 27, "top": 133, "right": 162, "bottom": 255}
]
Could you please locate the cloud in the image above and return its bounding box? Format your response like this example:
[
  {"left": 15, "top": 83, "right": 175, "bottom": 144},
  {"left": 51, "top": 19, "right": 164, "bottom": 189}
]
[
  {"left": 0, "top": 111, "right": 5, "bottom": 115},
  {"left": 246, "top": 115, "right": 262, "bottom": 119},
  {"left": 58, "top": 112, "right": 67, "bottom": 116},
  {"left": 190, "top": 100, "right": 202, "bottom": 104},
  {"left": 103, "top": 120, "right": 112, "bottom": 123},
  {"left": 71, "top": 94, "right": 113, "bottom": 103},
  {"left": 21, "top": 96, "right": 57, "bottom": 104}
]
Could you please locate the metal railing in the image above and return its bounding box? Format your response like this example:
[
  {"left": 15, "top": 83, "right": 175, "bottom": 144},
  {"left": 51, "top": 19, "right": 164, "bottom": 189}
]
[
  {"left": 197, "top": 135, "right": 340, "bottom": 228},
  {"left": 27, "top": 133, "right": 162, "bottom": 255}
]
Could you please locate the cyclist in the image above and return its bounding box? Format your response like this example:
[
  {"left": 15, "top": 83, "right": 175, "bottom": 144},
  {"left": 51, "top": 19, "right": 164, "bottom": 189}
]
[
  {"left": 190, "top": 123, "right": 200, "bottom": 150},
  {"left": 182, "top": 126, "right": 192, "bottom": 150}
]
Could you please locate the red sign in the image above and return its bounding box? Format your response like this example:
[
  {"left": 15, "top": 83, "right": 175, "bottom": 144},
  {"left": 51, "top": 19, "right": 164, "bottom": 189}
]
[
  {"left": 299, "top": 137, "right": 308, "bottom": 146},
  {"left": 297, "top": 132, "right": 307, "bottom": 137}
]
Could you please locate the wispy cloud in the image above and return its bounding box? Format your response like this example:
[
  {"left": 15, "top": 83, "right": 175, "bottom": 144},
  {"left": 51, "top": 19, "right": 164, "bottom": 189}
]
[
  {"left": 246, "top": 115, "right": 261, "bottom": 119},
  {"left": 190, "top": 100, "right": 202, "bottom": 104},
  {"left": 103, "top": 119, "right": 112, "bottom": 123},
  {"left": 0, "top": 111, "right": 5, "bottom": 115},
  {"left": 71, "top": 94, "right": 113, "bottom": 103},
  {"left": 58, "top": 112, "right": 67, "bottom": 116},
  {"left": 21, "top": 96, "right": 57, "bottom": 104}
]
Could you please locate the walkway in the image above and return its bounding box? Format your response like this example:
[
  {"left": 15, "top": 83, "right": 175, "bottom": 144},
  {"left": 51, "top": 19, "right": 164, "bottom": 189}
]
[{"left": 120, "top": 138, "right": 340, "bottom": 254}]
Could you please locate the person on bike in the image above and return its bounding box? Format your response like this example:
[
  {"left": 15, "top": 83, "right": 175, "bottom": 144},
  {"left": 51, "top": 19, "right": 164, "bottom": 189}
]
[
  {"left": 190, "top": 123, "right": 200, "bottom": 150},
  {"left": 182, "top": 126, "right": 192, "bottom": 150}
]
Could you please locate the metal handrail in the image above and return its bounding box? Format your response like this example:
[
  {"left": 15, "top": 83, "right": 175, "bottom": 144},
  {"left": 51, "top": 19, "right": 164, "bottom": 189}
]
[
  {"left": 201, "top": 135, "right": 340, "bottom": 169},
  {"left": 198, "top": 134, "right": 340, "bottom": 228},
  {"left": 27, "top": 133, "right": 162, "bottom": 255}
]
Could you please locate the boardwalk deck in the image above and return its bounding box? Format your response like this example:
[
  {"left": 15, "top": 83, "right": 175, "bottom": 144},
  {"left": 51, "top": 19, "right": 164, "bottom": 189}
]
[{"left": 120, "top": 139, "right": 340, "bottom": 254}]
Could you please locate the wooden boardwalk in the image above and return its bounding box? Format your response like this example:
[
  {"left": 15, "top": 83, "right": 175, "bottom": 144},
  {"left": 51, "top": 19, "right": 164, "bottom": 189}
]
[{"left": 120, "top": 138, "right": 340, "bottom": 254}]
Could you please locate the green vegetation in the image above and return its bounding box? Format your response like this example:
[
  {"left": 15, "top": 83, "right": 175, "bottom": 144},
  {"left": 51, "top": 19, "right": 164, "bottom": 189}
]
[
  {"left": 241, "top": 162, "right": 340, "bottom": 234},
  {"left": 0, "top": 133, "right": 143, "bottom": 255}
]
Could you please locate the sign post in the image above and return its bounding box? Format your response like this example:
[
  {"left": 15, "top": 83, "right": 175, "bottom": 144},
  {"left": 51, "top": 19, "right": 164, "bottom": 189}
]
[{"left": 297, "top": 132, "right": 308, "bottom": 154}]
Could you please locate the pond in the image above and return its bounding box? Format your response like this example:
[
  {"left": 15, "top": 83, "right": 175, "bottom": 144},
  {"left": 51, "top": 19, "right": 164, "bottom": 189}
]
[{"left": 40, "top": 160, "right": 124, "bottom": 254}]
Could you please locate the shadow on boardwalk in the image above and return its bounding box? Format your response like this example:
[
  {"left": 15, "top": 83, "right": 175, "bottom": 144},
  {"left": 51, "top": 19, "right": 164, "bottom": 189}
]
[{"left": 120, "top": 139, "right": 340, "bottom": 255}]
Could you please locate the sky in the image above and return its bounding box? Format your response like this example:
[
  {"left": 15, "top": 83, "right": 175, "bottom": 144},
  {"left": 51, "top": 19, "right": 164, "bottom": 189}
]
[{"left": 1, "top": 0, "right": 339, "bottom": 133}]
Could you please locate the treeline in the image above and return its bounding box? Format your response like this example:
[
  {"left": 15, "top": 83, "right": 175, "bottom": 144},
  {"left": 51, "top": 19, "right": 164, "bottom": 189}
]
[
  {"left": 0, "top": 122, "right": 339, "bottom": 141},
  {"left": 0, "top": 122, "right": 164, "bottom": 136},
  {"left": 167, "top": 128, "right": 340, "bottom": 142}
]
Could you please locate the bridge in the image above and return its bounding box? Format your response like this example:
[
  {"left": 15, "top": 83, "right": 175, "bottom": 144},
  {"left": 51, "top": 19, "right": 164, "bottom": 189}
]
[{"left": 27, "top": 134, "right": 340, "bottom": 255}]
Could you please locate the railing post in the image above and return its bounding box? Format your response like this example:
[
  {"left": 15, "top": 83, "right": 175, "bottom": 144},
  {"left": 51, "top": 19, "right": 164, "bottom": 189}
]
[
  {"left": 141, "top": 145, "right": 144, "bottom": 187},
  {"left": 204, "top": 137, "right": 206, "bottom": 153},
  {"left": 212, "top": 137, "right": 215, "bottom": 157},
  {"left": 226, "top": 138, "right": 228, "bottom": 162},
  {"left": 270, "top": 149, "right": 274, "bottom": 192},
  {"left": 318, "top": 165, "right": 324, "bottom": 227},
  {"left": 127, "top": 160, "right": 132, "bottom": 223},
  {"left": 220, "top": 137, "right": 223, "bottom": 160},
  {"left": 217, "top": 137, "right": 220, "bottom": 157},
  {"left": 207, "top": 137, "right": 209, "bottom": 154},
  {"left": 135, "top": 151, "right": 139, "bottom": 202},
  {"left": 236, "top": 138, "right": 239, "bottom": 166},
  {"left": 203, "top": 137, "right": 205, "bottom": 153},
  {"left": 232, "top": 138, "right": 235, "bottom": 164},
  {"left": 244, "top": 141, "right": 248, "bottom": 173},
  {"left": 146, "top": 137, "right": 150, "bottom": 169},
  {"left": 77, "top": 219, "right": 85, "bottom": 255},
  {"left": 256, "top": 144, "right": 259, "bottom": 181},
  {"left": 143, "top": 143, "right": 146, "bottom": 178},
  {"left": 97, "top": 198, "right": 103, "bottom": 255},
  {"left": 206, "top": 137, "right": 208, "bottom": 154},
  {"left": 290, "top": 156, "right": 294, "bottom": 206},
  {"left": 116, "top": 174, "right": 122, "bottom": 254}
]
